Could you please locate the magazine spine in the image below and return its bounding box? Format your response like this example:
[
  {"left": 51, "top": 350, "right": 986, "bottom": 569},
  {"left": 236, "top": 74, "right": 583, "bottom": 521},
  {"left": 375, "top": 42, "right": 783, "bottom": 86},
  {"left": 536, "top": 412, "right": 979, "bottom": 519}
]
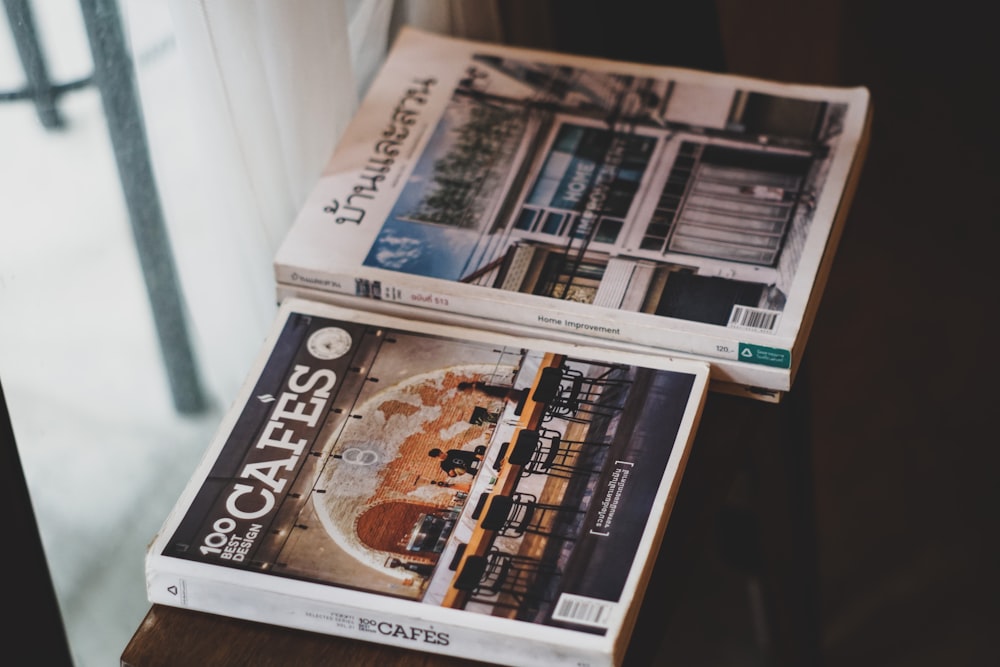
[
  {"left": 274, "top": 265, "right": 793, "bottom": 388},
  {"left": 273, "top": 281, "right": 789, "bottom": 393},
  {"left": 146, "top": 567, "right": 611, "bottom": 667}
]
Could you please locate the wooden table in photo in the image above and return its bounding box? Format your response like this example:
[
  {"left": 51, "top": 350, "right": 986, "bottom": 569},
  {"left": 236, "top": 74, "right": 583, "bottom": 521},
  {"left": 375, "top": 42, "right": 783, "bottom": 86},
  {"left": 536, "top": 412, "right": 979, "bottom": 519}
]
[{"left": 440, "top": 352, "right": 562, "bottom": 610}]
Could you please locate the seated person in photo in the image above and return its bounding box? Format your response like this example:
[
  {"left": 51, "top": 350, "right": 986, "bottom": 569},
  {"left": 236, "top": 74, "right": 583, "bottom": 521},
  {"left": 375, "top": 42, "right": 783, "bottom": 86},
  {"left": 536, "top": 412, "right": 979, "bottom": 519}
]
[{"left": 428, "top": 446, "right": 483, "bottom": 477}]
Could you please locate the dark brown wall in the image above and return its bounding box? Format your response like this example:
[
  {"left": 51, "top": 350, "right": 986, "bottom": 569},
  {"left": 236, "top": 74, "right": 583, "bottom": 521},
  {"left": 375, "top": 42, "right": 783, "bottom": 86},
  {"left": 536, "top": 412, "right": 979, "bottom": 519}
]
[{"left": 502, "top": 1, "right": 999, "bottom": 664}]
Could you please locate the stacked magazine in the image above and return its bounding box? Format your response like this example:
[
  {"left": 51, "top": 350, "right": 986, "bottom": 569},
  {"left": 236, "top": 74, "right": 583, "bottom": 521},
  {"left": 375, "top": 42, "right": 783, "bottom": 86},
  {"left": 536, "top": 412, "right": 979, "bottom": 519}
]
[
  {"left": 146, "top": 298, "right": 709, "bottom": 667},
  {"left": 273, "top": 27, "right": 871, "bottom": 399},
  {"left": 146, "top": 26, "right": 870, "bottom": 667}
]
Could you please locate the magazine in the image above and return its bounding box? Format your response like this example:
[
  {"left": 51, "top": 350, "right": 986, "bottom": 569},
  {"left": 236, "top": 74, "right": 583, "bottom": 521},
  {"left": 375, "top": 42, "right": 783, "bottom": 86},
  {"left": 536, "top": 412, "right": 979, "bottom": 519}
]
[
  {"left": 146, "top": 297, "right": 708, "bottom": 667},
  {"left": 274, "top": 27, "right": 872, "bottom": 394},
  {"left": 275, "top": 283, "right": 786, "bottom": 402}
]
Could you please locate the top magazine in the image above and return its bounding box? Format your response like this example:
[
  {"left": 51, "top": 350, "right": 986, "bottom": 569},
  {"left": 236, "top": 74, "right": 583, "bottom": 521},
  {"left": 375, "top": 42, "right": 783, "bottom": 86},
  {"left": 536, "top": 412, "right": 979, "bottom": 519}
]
[
  {"left": 275, "top": 27, "right": 871, "bottom": 394},
  {"left": 146, "top": 298, "right": 708, "bottom": 667}
]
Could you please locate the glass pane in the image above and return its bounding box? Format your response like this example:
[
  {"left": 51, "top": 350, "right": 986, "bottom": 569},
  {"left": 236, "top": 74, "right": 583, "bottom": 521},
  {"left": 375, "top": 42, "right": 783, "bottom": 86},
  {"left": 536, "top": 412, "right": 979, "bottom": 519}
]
[
  {"left": 680, "top": 209, "right": 786, "bottom": 234},
  {"left": 595, "top": 217, "right": 623, "bottom": 244},
  {"left": 0, "top": 3, "right": 220, "bottom": 665},
  {"left": 673, "top": 225, "right": 781, "bottom": 249},
  {"left": 541, "top": 210, "right": 565, "bottom": 234},
  {"left": 669, "top": 236, "right": 776, "bottom": 264},
  {"left": 698, "top": 163, "right": 803, "bottom": 189},
  {"left": 515, "top": 206, "right": 538, "bottom": 230},
  {"left": 687, "top": 194, "right": 790, "bottom": 219}
]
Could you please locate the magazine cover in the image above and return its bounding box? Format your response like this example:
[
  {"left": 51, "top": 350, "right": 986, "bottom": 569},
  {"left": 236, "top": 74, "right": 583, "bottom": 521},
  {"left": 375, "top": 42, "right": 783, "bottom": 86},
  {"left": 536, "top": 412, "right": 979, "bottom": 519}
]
[
  {"left": 146, "top": 298, "right": 708, "bottom": 667},
  {"left": 274, "top": 27, "right": 871, "bottom": 393}
]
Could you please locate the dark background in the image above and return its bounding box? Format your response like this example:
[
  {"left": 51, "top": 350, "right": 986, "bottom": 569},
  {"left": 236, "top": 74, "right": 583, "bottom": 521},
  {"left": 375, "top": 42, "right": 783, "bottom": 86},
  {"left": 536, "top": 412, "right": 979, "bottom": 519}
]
[
  {"left": 717, "top": 3, "right": 999, "bottom": 665},
  {"left": 507, "top": 1, "right": 1000, "bottom": 664}
]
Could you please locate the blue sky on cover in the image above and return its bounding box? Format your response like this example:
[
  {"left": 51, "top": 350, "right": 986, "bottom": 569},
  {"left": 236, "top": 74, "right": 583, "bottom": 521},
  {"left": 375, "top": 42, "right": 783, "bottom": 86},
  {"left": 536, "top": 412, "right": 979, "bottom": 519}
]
[{"left": 364, "top": 100, "right": 489, "bottom": 281}]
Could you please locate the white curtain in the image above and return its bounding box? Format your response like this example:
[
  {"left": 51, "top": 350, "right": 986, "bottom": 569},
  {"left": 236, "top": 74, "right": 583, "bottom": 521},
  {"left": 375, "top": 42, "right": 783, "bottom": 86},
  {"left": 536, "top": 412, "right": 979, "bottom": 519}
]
[{"left": 134, "top": 0, "right": 502, "bottom": 405}]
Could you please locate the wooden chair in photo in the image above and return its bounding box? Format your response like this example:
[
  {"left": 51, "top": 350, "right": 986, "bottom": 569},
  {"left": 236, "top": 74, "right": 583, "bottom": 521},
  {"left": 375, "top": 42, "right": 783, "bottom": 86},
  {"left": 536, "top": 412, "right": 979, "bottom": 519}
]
[
  {"left": 531, "top": 362, "right": 631, "bottom": 424},
  {"left": 479, "top": 491, "right": 586, "bottom": 541},
  {"left": 452, "top": 547, "right": 561, "bottom": 612},
  {"left": 508, "top": 426, "right": 607, "bottom": 479}
]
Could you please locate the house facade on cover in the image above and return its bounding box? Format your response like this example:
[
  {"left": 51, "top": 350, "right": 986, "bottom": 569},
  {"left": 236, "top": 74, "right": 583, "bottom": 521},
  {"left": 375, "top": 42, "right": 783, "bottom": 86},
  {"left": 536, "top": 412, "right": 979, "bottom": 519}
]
[{"left": 366, "top": 52, "right": 848, "bottom": 333}]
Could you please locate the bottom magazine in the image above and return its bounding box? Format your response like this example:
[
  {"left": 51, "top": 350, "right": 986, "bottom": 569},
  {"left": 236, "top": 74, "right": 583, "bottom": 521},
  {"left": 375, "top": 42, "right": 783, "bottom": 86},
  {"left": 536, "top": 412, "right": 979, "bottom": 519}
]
[{"left": 146, "top": 297, "right": 709, "bottom": 667}]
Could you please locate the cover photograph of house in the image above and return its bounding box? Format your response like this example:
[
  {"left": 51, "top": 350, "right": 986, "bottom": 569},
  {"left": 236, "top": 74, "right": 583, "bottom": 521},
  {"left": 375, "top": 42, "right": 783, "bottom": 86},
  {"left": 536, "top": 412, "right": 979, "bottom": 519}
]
[{"left": 365, "top": 51, "right": 847, "bottom": 333}]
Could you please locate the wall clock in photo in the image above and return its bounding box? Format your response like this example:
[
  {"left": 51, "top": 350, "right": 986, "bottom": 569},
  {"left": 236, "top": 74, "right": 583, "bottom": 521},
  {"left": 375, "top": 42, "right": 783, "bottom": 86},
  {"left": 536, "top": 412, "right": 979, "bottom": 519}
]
[{"left": 306, "top": 327, "right": 353, "bottom": 360}]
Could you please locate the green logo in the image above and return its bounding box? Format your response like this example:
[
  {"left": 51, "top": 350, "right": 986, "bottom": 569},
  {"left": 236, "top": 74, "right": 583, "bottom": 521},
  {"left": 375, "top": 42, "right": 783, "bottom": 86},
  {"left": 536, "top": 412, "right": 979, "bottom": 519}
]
[{"left": 738, "top": 343, "right": 791, "bottom": 368}]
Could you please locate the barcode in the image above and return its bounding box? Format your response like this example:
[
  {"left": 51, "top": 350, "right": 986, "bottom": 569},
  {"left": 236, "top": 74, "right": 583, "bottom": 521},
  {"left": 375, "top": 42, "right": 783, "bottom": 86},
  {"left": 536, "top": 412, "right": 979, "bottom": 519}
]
[
  {"left": 552, "top": 594, "right": 615, "bottom": 628},
  {"left": 728, "top": 305, "right": 779, "bottom": 332}
]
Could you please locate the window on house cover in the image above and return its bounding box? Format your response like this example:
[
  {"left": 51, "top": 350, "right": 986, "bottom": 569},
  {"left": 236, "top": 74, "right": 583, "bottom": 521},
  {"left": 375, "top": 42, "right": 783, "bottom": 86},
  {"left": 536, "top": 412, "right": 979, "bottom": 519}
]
[
  {"left": 534, "top": 252, "right": 606, "bottom": 304},
  {"left": 515, "top": 123, "right": 655, "bottom": 246},
  {"left": 642, "top": 143, "right": 812, "bottom": 266}
]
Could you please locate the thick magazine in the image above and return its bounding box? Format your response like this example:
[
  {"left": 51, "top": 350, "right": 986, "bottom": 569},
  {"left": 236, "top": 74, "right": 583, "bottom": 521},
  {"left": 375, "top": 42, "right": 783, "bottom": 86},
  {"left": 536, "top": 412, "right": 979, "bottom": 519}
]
[
  {"left": 146, "top": 298, "right": 708, "bottom": 667},
  {"left": 275, "top": 27, "right": 871, "bottom": 394}
]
